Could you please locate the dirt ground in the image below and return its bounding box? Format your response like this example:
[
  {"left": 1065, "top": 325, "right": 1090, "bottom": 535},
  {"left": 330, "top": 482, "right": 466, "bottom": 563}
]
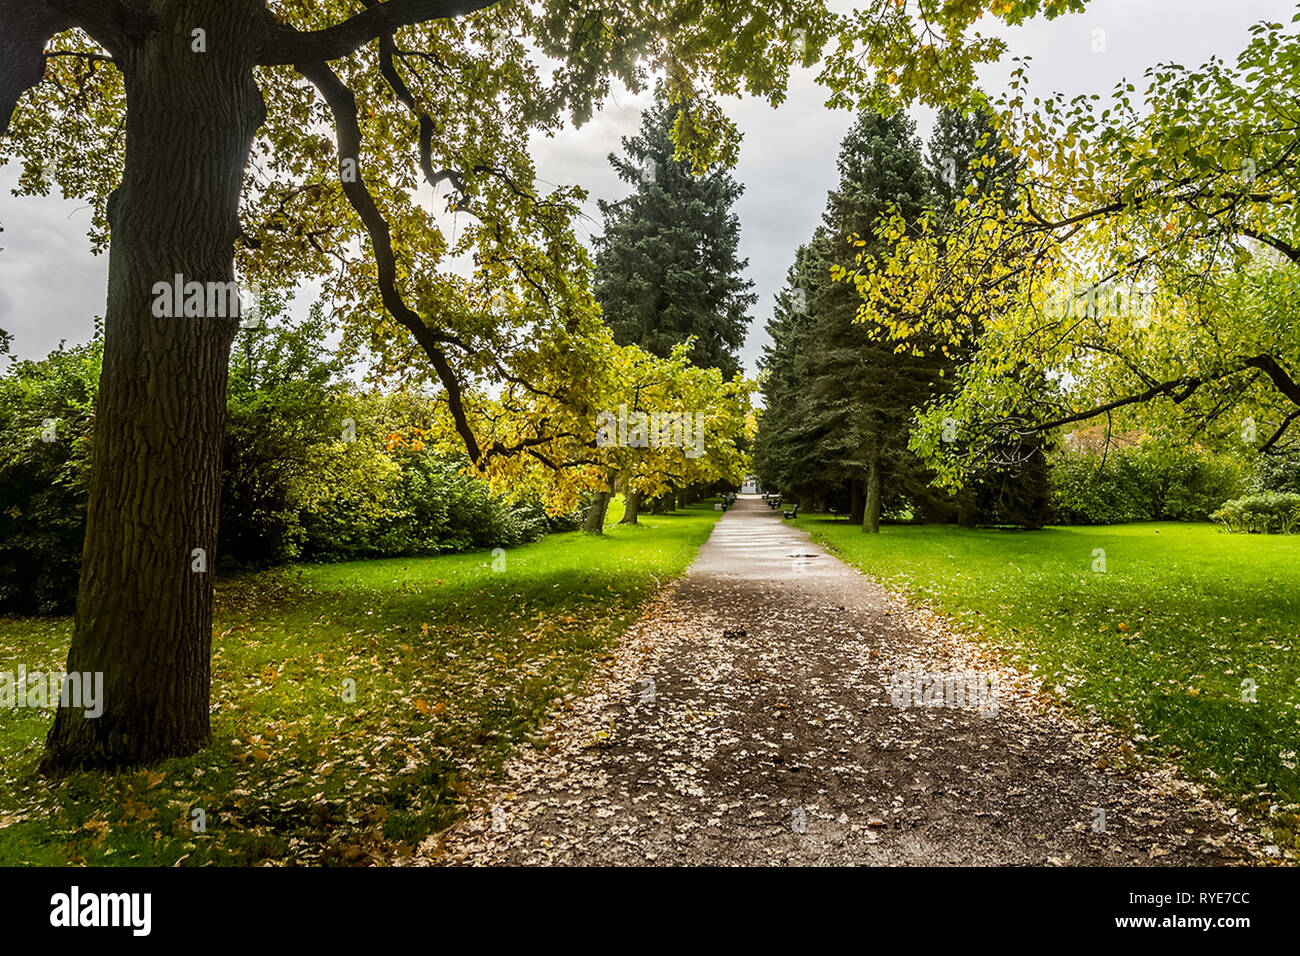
[{"left": 419, "top": 496, "right": 1265, "bottom": 866}]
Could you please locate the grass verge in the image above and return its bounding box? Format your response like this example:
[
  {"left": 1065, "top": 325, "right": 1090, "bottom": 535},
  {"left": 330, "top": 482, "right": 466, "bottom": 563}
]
[
  {"left": 794, "top": 517, "right": 1300, "bottom": 849},
  {"left": 0, "top": 499, "right": 719, "bottom": 865}
]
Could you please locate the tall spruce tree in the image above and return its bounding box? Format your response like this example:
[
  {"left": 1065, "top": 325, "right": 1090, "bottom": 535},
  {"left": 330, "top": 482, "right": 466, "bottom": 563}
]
[
  {"left": 808, "top": 109, "right": 939, "bottom": 532},
  {"left": 753, "top": 242, "right": 828, "bottom": 507},
  {"left": 758, "top": 108, "right": 940, "bottom": 532},
  {"left": 757, "top": 105, "right": 1043, "bottom": 531},
  {"left": 593, "top": 92, "right": 757, "bottom": 380}
]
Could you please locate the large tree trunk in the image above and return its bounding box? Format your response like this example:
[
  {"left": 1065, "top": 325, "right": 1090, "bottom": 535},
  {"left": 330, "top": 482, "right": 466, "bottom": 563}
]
[
  {"left": 862, "top": 455, "right": 883, "bottom": 534},
  {"left": 43, "top": 3, "right": 265, "bottom": 770},
  {"left": 619, "top": 490, "right": 642, "bottom": 525},
  {"left": 583, "top": 491, "right": 613, "bottom": 534}
]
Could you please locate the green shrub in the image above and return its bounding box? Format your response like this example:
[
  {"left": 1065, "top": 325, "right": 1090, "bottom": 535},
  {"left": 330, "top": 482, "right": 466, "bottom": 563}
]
[
  {"left": 0, "top": 338, "right": 99, "bottom": 613},
  {"left": 220, "top": 314, "right": 407, "bottom": 567},
  {"left": 1050, "top": 439, "right": 1245, "bottom": 525},
  {"left": 224, "top": 312, "right": 556, "bottom": 564},
  {"left": 1211, "top": 492, "right": 1300, "bottom": 534},
  {"left": 1256, "top": 455, "right": 1300, "bottom": 495},
  {"left": 0, "top": 313, "right": 569, "bottom": 614},
  {"left": 303, "top": 450, "right": 553, "bottom": 560}
]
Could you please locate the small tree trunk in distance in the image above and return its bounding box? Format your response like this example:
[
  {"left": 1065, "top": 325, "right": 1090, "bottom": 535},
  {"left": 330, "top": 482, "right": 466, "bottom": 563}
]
[
  {"left": 957, "top": 489, "right": 978, "bottom": 528},
  {"left": 619, "top": 490, "right": 641, "bottom": 524},
  {"left": 583, "top": 491, "right": 613, "bottom": 534},
  {"left": 862, "top": 455, "right": 883, "bottom": 534},
  {"left": 849, "top": 478, "right": 866, "bottom": 525}
]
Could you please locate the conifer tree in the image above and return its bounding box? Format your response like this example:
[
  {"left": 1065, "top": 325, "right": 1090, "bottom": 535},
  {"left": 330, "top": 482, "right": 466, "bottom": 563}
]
[{"left": 593, "top": 91, "right": 757, "bottom": 381}]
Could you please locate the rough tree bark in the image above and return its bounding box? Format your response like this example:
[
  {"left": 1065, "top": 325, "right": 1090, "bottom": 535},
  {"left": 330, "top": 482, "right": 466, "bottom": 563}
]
[
  {"left": 619, "top": 490, "right": 641, "bottom": 524},
  {"left": 583, "top": 490, "right": 612, "bottom": 534},
  {"left": 42, "top": 2, "right": 266, "bottom": 769}
]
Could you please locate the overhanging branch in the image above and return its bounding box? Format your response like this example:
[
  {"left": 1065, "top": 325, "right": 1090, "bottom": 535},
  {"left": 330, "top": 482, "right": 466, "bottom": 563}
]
[
  {"left": 1244, "top": 354, "right": 1300, "bottom": 406},
  {"left": 1013, "top": 353, "right": 1299, "bottom": 438},
  {"left": 259, "top": 0, "right": 496, "bottom": 65},
  {"left": 0, "top": 0, "right": 77, "bottom": 137},
  {"left": 296, "top": 57, "right": 484, "bottom": 462}
]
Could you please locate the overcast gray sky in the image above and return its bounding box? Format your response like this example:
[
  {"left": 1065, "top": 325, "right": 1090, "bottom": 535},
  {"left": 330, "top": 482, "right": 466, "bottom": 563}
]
[{"left": 1, "top": 0, "right": 1294, "bottom": 375}]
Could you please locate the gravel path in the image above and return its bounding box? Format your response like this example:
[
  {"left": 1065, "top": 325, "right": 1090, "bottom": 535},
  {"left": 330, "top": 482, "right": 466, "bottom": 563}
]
[{"left": 421, "top": 496, "right": 1264, "bottom": 866}]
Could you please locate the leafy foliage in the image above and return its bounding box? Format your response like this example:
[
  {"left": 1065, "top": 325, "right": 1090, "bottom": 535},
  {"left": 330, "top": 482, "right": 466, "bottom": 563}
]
[
  {"left": 0, "top": 337, "right": 99, "bottom": 614},
  {"left": 1256, "top": 454, "right": 1300, "bottom": 495},
  {"left": 1, "top": 0, "right": 1097, "bottom": 491},
  {"left": 846, "top": 15, "right": 1300, "bottom": 489},
  {"left": 1050, "top": 438, "right": 1246, "bottom": 525},
  {"left": 1213, "top": 492, "right": 1300, "bottom": 534}
]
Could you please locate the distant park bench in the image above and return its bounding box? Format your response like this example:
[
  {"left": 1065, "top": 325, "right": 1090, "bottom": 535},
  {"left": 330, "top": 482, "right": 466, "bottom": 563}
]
[{"left": 764, "top": 494, "right": 782, "bottom": 509}]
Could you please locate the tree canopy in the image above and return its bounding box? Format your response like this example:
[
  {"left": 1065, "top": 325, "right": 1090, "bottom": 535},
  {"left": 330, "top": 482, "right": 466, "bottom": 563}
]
[
  {"left": 0, "top": 0, "right": 1101, "bottom": 768},
  {"left": 840, "top": 14, "right": 1300, "bottom": 488}
]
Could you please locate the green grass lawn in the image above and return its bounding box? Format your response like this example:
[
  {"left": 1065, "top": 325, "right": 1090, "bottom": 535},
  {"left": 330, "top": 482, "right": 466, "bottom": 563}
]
[
  {"left": 0, "top": 499, "right": 719, "bottom": 866},
  {"left": 794, "top": 516, "right": 1300, "bottom": 841}
]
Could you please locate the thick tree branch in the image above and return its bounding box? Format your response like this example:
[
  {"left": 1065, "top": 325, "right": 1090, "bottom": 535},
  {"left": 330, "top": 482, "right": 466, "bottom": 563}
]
[
  {"left": 296, "top": 58, "right": 484, "bottom": 462},
  {"left": 1244, "top": 355, "right": 1300, "bottom": 407},
  {"left": 48, "top": 0, "right": 153, "bottom": 56},
  {"left": 1239, "top": 227, "right": 1300, "bottom": 265},
  {"left": 1013, "top": 353, "right": 1299, "bottom": 438},
  {"left": 43, "top": 49, "right": 115, "bottom": 66},
  {"left": 0, "top": 0, "right": 77, "bottom": 137},
  {"left": 259, "top": 0, "right": 496, "bottom": 65},
  {"left": 1016, "top": 372, "right": 1226, "bottom": 436},
  {"left": 1260, "top": 408, "right": 1300, "bottom": 454},
  {"left": 369, "top": 18, "right": 445, "bottom": 193}
]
